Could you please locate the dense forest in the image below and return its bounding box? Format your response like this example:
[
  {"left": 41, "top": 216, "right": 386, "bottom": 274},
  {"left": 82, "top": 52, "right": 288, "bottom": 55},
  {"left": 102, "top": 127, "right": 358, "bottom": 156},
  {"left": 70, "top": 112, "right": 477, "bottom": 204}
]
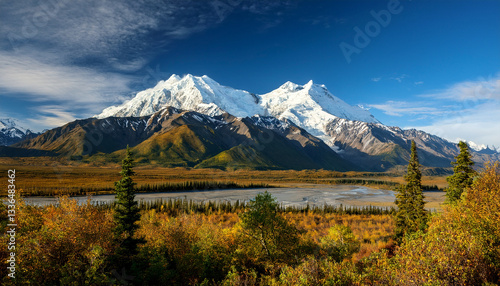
[{"left": 1, "top": 144, "right": 499, "bottom": 285}]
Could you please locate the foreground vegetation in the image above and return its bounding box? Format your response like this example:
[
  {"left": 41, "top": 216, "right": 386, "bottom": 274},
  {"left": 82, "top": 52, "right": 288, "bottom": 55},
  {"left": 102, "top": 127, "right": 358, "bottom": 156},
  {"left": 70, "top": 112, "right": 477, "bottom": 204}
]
[
  {"left": 1, "top": 196, "right": 395, "bottom": 285},
  {"left": 1, "top": 162, "right": 499, "bottom": 285},
  {"left": 1, "top": 142, "right": 497, "bottom": 285}
]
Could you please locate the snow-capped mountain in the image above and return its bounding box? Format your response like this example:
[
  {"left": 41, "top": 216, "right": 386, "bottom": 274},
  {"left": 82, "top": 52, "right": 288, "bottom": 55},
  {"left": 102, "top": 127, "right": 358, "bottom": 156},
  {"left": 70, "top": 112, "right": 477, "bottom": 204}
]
[
  {"left": 97, "top": 74, "right": 263, "bottom": 119},
  {"left": 96, "top": 74, "right": 378, "bottom": 148},
  {"left": 458, "top": 140, "right": 498, "bottom": 153},
  {"left": 0, "top": 118, "right": 34, "bottom": 146},
  {"left": 94, "top": 74, "right": 500, "bottom": 170},
  {"left": 0, "top": 118, "right": 26, "bottom": 133},
  {"left": 325, "top": 118, "right": 459, "bottom": 170},
  {"left": 259, "top": 80, "right": 378, "bottom": 140}
]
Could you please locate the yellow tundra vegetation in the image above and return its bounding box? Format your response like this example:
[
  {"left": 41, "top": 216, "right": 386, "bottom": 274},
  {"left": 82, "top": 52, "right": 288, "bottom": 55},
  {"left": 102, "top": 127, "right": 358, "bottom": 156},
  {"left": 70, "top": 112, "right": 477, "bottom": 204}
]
[{"left": 0, "top": 163, "right": 498, "bottom": 285}]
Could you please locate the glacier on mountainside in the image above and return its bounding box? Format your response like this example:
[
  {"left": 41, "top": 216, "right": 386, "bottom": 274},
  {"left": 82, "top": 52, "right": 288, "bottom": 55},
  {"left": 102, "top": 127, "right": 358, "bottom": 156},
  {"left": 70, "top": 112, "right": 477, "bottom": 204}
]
[{"left": 96, "top": 74, "right": 379, "bottom": 149}]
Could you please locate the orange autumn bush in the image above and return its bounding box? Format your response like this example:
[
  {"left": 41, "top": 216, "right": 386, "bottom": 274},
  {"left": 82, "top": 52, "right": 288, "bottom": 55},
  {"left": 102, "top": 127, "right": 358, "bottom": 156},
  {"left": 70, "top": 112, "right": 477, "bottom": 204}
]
[{"left": 6, "top": 197, "right": 115, "bottom": 285}]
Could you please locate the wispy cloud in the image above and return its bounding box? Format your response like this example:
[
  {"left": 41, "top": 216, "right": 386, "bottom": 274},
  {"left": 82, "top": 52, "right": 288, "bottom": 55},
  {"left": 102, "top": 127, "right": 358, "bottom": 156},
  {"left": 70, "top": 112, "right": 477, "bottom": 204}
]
[
  {"left": 27, "top": 105, "right": 77, "bottom": 129},
  {"left": 0, "top": 0, "right": 294, "bottom": 84},
  {"left": 371, "top": 75, "right": 500, "bottom": 147},
  {"left": 390, "top": 74, "right": 408, "bottom": 83},
  {"left": 1, "top": 0, "right": 161, "bottom": 71},
  {"left": 371, "top": 75, "right": 415, "bottom": 84},
  {"left": 0, "top": 51, "right": 132, "bottom": 105},
  {"left": 409, "top": 101, "right": 500, "bottom": 148},
  {"left": 414, "top": 81, "right": 424, "bottom": 85},
  {"left": 420, "top": 75, "right": 500, "bottom": 101},
  {"left": 302, "top": 15, "right": 331, "bottom": 28},
  {"left": 0, "top": 0, "right": 294, "bottom": 131},
  {"left": 1, "top": 0, "right": 293, "bottom": 65},
  {"left": 369, "top": 101, "right": 442, "bottom": 117}
]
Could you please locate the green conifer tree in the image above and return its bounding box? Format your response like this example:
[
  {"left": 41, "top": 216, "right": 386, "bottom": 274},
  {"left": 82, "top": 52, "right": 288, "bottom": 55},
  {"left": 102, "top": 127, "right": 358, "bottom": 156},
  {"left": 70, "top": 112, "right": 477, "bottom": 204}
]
[
  {"left": 446, "top": 141, "right": 476, "bottom": 203},
  {"left": 395, "top": 141, "right": 427, "bottom": 239},
  {"left": 114, "top": 146, "right": 143, "bottom": 257}
]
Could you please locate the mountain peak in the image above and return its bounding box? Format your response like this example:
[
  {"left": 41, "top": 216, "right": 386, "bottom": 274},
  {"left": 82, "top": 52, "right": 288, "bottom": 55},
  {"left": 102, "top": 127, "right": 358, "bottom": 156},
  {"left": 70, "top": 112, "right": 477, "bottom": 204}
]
[
  {"left": 97, "top": 74, "right": 263, "bottom": 119},
  {"left": 0, "top": 118, "right": 26, "bottom": 132},
  {"left": 279, "top": 81, "right": 303, "bottom": 91},
  {"left": 96, "top": 74, "right": 380, "bottom": 149},
  {"left": 279, "top": 80, "right": 329, "bottom": 93},
  {"left": 460, "top": 140, "right": 498, "bottom": 153},
  {"left": 167, "top": 74, "right": 181, "bottom": 83},
  {"left": 0, "top": 118, "right": 32, "bottom": 146}
]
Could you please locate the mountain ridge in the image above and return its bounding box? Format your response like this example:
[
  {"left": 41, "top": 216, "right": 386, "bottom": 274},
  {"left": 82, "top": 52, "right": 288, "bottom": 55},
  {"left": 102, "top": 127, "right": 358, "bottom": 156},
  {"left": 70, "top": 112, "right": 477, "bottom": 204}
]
[
  {"left": 13, "top": 107, "right": 357, "bottom": 171},
  {"left": 93, "top": 74, "right": 499, "bottom": 170},
  {"left": 5, "top": 75, "right": 499, "bottom": 171}
]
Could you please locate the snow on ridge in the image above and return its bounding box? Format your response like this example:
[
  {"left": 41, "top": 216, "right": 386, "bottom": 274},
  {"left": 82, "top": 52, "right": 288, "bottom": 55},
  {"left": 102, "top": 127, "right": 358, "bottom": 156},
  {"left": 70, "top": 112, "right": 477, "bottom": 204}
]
[
  {"left": 259, "top": 79, "right": 379, "bottom": 140},
  {"left": 454, "top": 139, "right": 497, "bottom": 152},
  {"left": 250, "top": 115, "right": 291, "bottom": 131},
  {"left": 279, "top": 81, "right": 303, "bottom": 91},
  {"left": 95, "top": 74, "right": 382, "bottom": 151},
  {"left": 0, "top": 118, "right": 25, "bottom": 131},
  {"left": 96, "top": 74, "right": 263, "bottom": 120},
  {"left": 0, "top": 118, "right": 28, "bottom": 134},
  {"left": 467, "top": 140, "right": 486, "bottom": 152}
]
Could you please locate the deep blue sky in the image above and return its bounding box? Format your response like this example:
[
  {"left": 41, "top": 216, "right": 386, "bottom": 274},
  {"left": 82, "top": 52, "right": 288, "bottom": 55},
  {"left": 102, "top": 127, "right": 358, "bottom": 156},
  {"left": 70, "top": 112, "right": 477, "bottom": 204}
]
[{"left": 1, "top": 0, "right": 499, "bottom": 147}]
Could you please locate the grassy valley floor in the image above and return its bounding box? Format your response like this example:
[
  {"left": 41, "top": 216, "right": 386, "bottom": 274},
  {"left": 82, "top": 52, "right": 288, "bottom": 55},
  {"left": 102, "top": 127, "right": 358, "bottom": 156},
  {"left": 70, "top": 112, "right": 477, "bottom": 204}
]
[{"left": 0, "top": 158, "right": 448, "bottom": 210}]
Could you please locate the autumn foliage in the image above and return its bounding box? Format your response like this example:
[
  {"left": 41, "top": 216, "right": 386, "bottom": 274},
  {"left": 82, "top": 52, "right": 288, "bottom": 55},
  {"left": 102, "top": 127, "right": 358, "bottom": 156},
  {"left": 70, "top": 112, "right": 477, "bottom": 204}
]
[{"left": 0, "top": 163, "right": 499, "bottom": 285}]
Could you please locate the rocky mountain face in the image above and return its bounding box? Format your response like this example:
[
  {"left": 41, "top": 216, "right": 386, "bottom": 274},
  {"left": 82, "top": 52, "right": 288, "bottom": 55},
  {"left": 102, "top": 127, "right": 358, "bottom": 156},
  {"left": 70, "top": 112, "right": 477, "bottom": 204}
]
[
  {"left": 13, "top": 107, "right": 356, "bottom": 171},
  {"left": 326, "top": 118, "right": 500, "bottom": 171}
]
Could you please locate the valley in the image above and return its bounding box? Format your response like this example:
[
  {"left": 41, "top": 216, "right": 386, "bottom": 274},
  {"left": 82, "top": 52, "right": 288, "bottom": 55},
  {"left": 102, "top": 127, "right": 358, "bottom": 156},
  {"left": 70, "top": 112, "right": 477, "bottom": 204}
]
[{"left": 0, "top": 162, "right": 447, "bottom": 210}]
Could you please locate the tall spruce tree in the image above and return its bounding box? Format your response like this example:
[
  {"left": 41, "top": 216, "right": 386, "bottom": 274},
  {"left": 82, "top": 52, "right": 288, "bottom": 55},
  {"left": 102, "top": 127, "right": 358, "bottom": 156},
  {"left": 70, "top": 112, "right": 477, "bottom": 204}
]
[
  {"left": 114, "top": 146, "right": 142, "bottom": 257},
  {"left": 446, "top": 141, "right": 476, "bottom": 204},
  {"left": 395, "top": 141, "right": 427, "bottom": 239}
]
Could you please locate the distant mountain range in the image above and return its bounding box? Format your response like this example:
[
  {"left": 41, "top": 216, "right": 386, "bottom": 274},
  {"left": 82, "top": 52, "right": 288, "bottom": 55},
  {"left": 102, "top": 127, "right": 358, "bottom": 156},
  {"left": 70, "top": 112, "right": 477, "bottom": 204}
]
[
  {"left": 3, "top": 74, "right": 499, "bottom": 171},
  {"left": 0, "top": 118, "right": 38, "bottom": 146},
  {"left": 12, "top": 107, "right": 355, "bottom": 171}
]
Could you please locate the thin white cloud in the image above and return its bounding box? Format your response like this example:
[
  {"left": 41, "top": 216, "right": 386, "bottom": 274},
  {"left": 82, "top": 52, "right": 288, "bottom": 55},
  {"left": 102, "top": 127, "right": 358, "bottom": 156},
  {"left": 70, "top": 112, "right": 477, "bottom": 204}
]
[
  {"left": 27, "top": 105, "right": 77, "bottom": 129},
  {"left": 0, "top": 0, "right": 292, "bottom": 69},
  {"left": 0, "top": 51, "right": 132, "bottom": 105},
  {"left": 408, "top": 102, "right": 500, "bottom": 148},
  {"left": 421, "top": 75, "right": 500, "bottom": 101},
  {"left": 369, "top": 101, "right": 442, "bottom": 117},
  {"left": 0, "top": 0, "right": 296, "bottom": 133},
  {"left": 414, "top": 81, "right": 424, "bottom": 85},
  {"left": 371, "top": 77, "right": 381, "bottom": 82},
  {"left": 372, "top": 75, "right": 500, "bottom": 147},
  {"left": 0, "top": 0, "right": 159, "bottom": 71},
  {"left": 390, "top": 74, "right": 408, "bottom": 83}
]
